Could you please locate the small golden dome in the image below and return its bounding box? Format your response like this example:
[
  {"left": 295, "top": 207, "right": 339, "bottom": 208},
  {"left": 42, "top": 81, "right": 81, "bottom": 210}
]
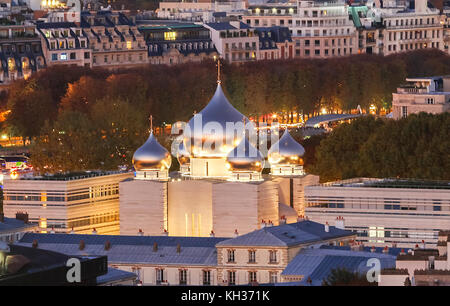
[
  {"left": 268, "top": 129, "right": 305, "bottom": 166},
  {"left": 133, "top": 132, "right": 172, "bottom": 171},
  {"left": 226, "top": 138, "right": 264, "bottom": 172}
]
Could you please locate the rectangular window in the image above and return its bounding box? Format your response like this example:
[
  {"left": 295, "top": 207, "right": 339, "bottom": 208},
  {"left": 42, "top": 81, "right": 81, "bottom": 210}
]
[
  {"left": 249, "top": 271, "right": 257, "bottom": 283},
  {"left": 51, "top": 53, "right": 58, "bottom": 61},
  {"left": 227, "top": 250, "right": 235, "bottom": 263},
  {"left": 269, "top": 250, "right": 277, "bottom": 263},
  {"left": 179, "top": 269, "right": 187, "bottom": 285},
  {"left": 228, "top": 271, "right": 236, "bottom": 285},
  {"left": 248, "top": 250, "right": 256, "bottom": 263},
  {"left": 70, "top": 52, "right": 76, "bottom": 60},
  {"left": 60, "top": 53, "right": 67, "bottom": 60},
  {"left": 270, "top": 272, "right": 278, "bottom": 283},
  {"left": 156, "top": 269, "right": 164, "bottom": 284},
  {"left": 203, "top": 270, "right": 211, "bottom": 285},
  {"left": 402, "top": 106, "right": 408, "bottom": 118}
]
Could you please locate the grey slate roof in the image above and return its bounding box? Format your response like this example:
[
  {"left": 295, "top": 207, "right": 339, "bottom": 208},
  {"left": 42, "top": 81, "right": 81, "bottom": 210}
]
[
  {"left": 281, "top": 248, "right": 396, "bottom": 285},
  {"left": 96, "top": 268, "right": 137, "bottom": 285},
  {"left": 216, "top": 221, "right": 354, "bottom": 247},
  {"left": 16, "top": 233, "right": 227, "bottom": 266},
  {"left": 205, "top": 22, "right": 250, "bottom": 31},
  {"left": 0, "top": 217, "right": 36, "bottom": 234}
]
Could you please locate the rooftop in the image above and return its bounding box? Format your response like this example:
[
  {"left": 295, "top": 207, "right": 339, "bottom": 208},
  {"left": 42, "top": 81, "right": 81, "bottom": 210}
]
[
  {"left": 19, "top": 170, "right": 129, "bottom": 181},
  {"left": 281, "top": 247, "right": 396, "bottom": 285},
  {"left": 16, "top": 233, "right": 227, "bottom": 266},
  {"left": 317, "top": 178, "right": 450, "bottom": 190},
  {"left": 0, "top": 217, "right": 36, "bottom": 234},
  {"left": 216, "top": 220, "right": 354, "bottom": 247}
]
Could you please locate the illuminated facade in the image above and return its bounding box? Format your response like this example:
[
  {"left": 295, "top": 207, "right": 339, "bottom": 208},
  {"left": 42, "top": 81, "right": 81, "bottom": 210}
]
[
  {"left": 139, "top": 23, "right": 218, "bottom": 65},
  {"left": 204, "top": 21, "right": 259, "bottom": 63},
  {"left": 0, "top": 25, "right": 45, "bottom": 89},
  {"left": 304, "top": 178, "right": 450, "bottom": 248},
  {"left": 2, "top": 171, "right": 133, "bottom": 234},
  {"left": 120, "top": 78, "right": 319, "bottom": 238},
  {"left": 36, "top": 22, "right": 92, "bottom": 67},
  {"left": 81, "top": 10, "right": 148, "bottom": 69},
  {"left": 392, "top": 76, "right": 450, "bottom": 120}
]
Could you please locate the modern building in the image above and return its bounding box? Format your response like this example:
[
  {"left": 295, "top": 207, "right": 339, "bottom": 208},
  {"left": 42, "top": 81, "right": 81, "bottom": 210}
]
[
  {"left": 0, "top": 24, "right": 45, "bottom": 89},
  {"left": 392, "top": 76, "right": 450, "bottom": 119},
  {"left": 305, "top": 178, "right": 450, "bottom": 248},
  {"left": 36, "top": 21, "right": 92, "bottom": 67},
  {"left": 15, "top": 219, "right": 356, "bottom": 285},
  {"left": 204, "top": 21, "right": 259, "bottom": 62},
  {"left": 139, "top": 22, "right": 218, "bottom": 65},
  {"left": 80, "top": 10, "right": 148, "bottom": 69},
  {"left": 2, "top": 171, "right": 133, "bottom": 234},
  {"left": 0, "top": 213, "right": 37, "bottom": 243}
]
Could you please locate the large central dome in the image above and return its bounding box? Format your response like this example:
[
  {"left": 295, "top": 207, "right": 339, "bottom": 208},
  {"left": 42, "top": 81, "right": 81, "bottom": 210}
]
[{"left": 184, "top": 84, "right": 253, "bottom": 158}]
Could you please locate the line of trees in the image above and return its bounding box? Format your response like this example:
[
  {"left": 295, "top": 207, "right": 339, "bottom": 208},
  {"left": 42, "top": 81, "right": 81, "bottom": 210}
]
[
  {"left": 1, "top": 49, "right": 449, "bottom": 173},
  {"left": 311, "top": 113, "right": 450, "bottom": 182}
]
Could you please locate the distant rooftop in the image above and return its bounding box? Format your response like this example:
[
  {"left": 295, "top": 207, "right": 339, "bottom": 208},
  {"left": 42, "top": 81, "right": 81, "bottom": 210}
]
[
  {"left": 216, "top": 220, "right": 354, "bottom": 247},
  {"left": 0, "top": 217, "right": 36, "bottom": 234},
  {"left": 19, "top": 170, "right": 129, "bottom": 181},
  {"left": 319, "top": 178, "right": 450, "bottom": 190}
]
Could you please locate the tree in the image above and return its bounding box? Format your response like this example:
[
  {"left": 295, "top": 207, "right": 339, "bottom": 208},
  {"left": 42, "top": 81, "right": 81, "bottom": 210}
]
[{"left": 322, "top": 268, "right": 376, "bottom": 286}]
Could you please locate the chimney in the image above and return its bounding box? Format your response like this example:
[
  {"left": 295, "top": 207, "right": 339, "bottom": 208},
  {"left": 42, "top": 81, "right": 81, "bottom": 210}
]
[
  {"left": 15, "top": 212, "right": 29, "bottom": 224},
  {"left": 153, "top": 242, "right": 158, "bottom": 252},
  {"left": 261, "top": 219, "right": 266, "bottom": 228},
  {"left": 70, "top": 227, "right": 75, "bottom": 234},
  {"left": 382, "top": 246, "right": 389, "bottom": 254},
  {"left": 280, "top": 215, "right": 286, "bottom": 225},
  {"left": 79, "top": 240, "right": 85, "bottom": 250},
  {"left": 209, "top": 230, "right": 215, "bottom": 238},
  {"left": 176, "top": 244, "right": 181, "bottom": 253},
  {"left": 32, "top": 239, "right": 38, "bottom": 248},
  {"left": 162, "top": 229, "right": 169, "bottom": 236},
  {"left": 0, "top": 213, "right": 4, "bottom": 223},
  {"left": 335, "top": 216, "right": 345, "bottom": 230},
  {"left": 92, "top": 228, "right": 97, "bottom": 235},
  {"left": 234, "top": 229, "right": 239, "bottom": 238},
  {"left": 104, "top": 240, "right": 111, "bottom": 250},
  {"left": 324, "top": 222, "right": 330, "bottom": 233},
  {"left": 50, "top": 226, "right": 55, "bottom": 234},
  {"left": 297, "top": 215, "right": 304, "bottom": 222},
  {"left": 370, "top": 246, "right": 376, "bottom": 253},
  {"left": 138, "top": 229, "right": 144, "bottom": 236},
  {"left": 400, "top": 249, "right": 406, "bottom": 255},
  {"left": 421, "top": 240, "right": 426, "bottom": 249}
]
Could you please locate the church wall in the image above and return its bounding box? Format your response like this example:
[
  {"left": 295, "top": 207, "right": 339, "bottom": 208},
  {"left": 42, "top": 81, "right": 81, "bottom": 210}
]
[
  {"left": 190, "top": 158, "right": 229, "bottom": 178},
  {"left": 168, "top": 180, "right": 213, "bottom": 237},
  {"left": 119, "top": 179, "right": 167, "bottom": 235},
  {"left": 257, "top": 180, "right": 280, "bottom": 227},
  {"left": 293, "top": 175, "right": 320, "bottom": 216},
  {"left": 212, "top": 182, "right": 259, "bottom": 237}
]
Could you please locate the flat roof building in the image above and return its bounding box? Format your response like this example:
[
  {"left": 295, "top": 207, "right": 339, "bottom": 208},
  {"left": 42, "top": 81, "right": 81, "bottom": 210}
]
[
  {"left": 2, "top": 171, "right": 133, "bottom": 235},
  {"left": 305, "top": 178, "right": 450, "bottom": 248}
]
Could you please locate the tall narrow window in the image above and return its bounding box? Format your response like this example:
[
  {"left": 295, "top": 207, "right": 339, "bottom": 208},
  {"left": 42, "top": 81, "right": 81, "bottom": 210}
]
[{"left": 179, "top": 269, "right": 187, "bottom": 285}]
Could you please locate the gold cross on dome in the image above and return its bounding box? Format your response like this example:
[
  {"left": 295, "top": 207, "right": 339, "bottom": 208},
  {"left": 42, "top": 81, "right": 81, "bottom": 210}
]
[
  {"left": 149, "top": 115, "right": 153, "bottom": 132},
  {"left": 216, "top": 58, "right": 222, "bottom": 84}
]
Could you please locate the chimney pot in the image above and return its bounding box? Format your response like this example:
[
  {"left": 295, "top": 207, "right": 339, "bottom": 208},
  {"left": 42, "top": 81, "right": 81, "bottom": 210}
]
[
  {"left": 138, "top": 229, "right": 144, "bottom": 236},
  {"left": 234, "top": 229, "right": 239, "bottom": 237},
  {"left": 79, "top": 240, "right": 85, "bottom": 250},
  {"left": 176, "top": 244, "right": 181, "bottom": 253},
  {"left": 210, "top": 230, "right": 215, "bottom": 237},
  {"left": 153, "top": 242, "right": 158, "bottom": 252},
  {"left": 324, "top": 222, "right": 330, "bottom": 233},
  {"left": 32, "top": 239, "right": 38, "bottom": 248},
  {"left": 104, "top": 240, "right": 111, "bottom": 250}
]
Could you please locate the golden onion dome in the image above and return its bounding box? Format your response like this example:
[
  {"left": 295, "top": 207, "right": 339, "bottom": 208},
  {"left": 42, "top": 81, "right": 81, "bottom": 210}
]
[
  {"left": 184, "top": 84, "right": 253, "bottom": 158},
  {"left": 226, "top": 138, "right": 264, "bottom": 172},
  {"left": 133, "top": 132, "right": 172, "bottom": 171},
  {"left": 268, "top": 129, "right": 305, "bottom": 166},
  {"left": 176, "top": 141, "right": 190, "bottom": 166}
]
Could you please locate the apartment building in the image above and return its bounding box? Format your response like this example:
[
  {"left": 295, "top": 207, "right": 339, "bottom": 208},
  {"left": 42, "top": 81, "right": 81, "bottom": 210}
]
[
  {"left": 36, "top": 22, "right": 92, "bottom": 67},
  {"left": 291, "top": 0, "right": 358, "bottom": 58},
  {"left": 392, "top": 76, "right": 450, "bottom": 119},
  {"left": 204, "top": 21, "right": 259, "bottom": 62},
  {"left": 0, "top": 24, "right": 45, "bottom": 88},
  {"left": 139, "top": 22, "right": 218, "bottom": 65},
  {"left": 2, "top": 171, "right": 133, "bottom": 235},
  {"left": 304, "top": 178, "right": 450, "bottom": 248},
  {"left": 256, "top": 26, "right": 295, "bottom": 60},
  {"left": 242, "top": 4, "right": 296, "bottom": 29},
  {"left": 379, "top": 0, "right": 444, "bottom": 55},
  {"left": 80, "top": 10, "right": 148, "bottom": 69},
  {"left": 15, "top": 220, "right": 358, "bottom": 285}
]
